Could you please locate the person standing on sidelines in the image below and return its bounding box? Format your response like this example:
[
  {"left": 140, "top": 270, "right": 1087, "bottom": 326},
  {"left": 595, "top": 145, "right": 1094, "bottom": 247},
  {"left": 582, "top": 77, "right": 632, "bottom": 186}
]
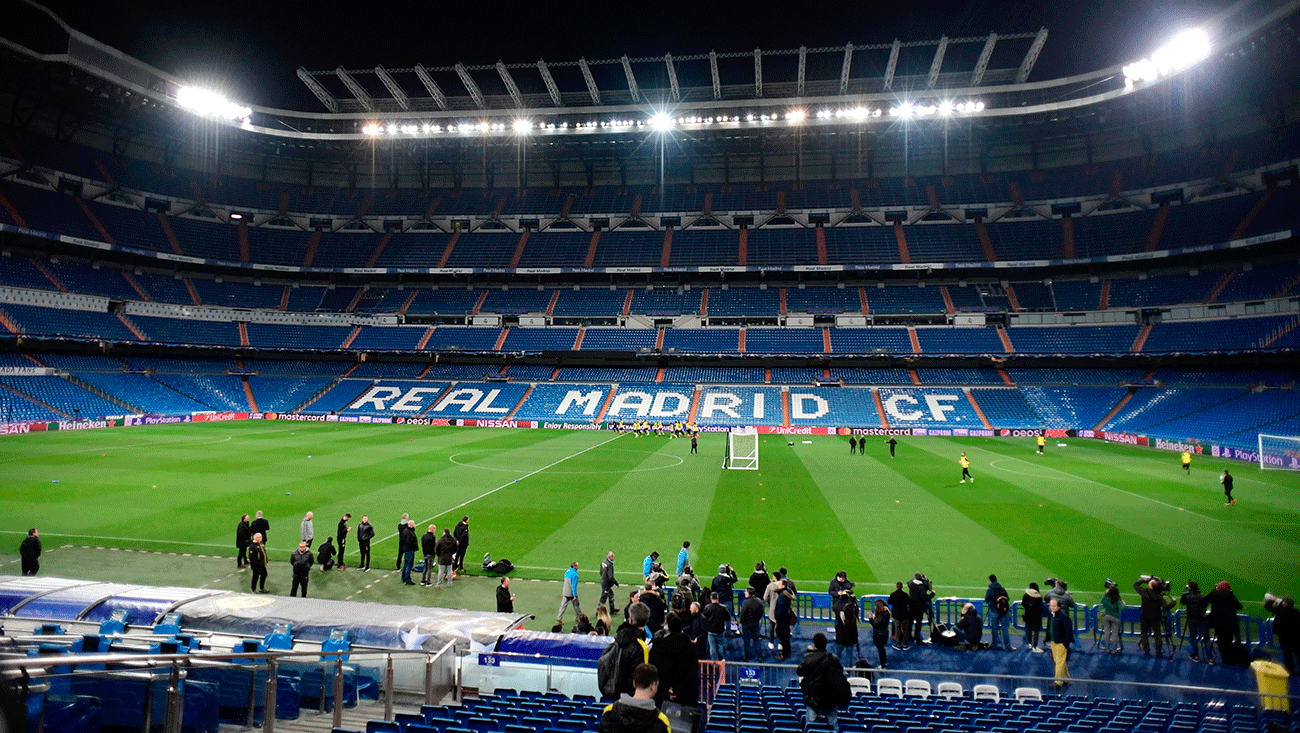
[
  {"left": 558, "top": 561, "right": 582, "bottom": 626},
  {"left": 356, "top": 515, "right": 374, "bottom": 571},
  {"left": 453, "top": 516, "right": 470, "bottom": 572},
  {"left": 399, "top": 520, "right": 417, "bottom": 585},
  {"left": 849, "top": 436, "right": 857, "bottom": 455},
  {"left": 959, "top": 453, "right": 973, "bottom": 483},
  {"left": 248, "top": 533, "right": 268, "bottom": 593},
  {"left": 690, "top": 432, "right": 698, "bottom": 454},
  {"left": 19, "top": 528, "right": 41, "bottom": 576},
  {"left": 235, "top": 515, "right": 251, "bottom": 569},
  {"left": 497, "top": 577, "right": 516, "bottom": 613},
  {"left": 676, "top": 542, "right": 690, "bottom": 577},
  {"left": 420, "top": 525, "right": 438, "bottom": 586},
  {"left": 1049, "top": 599, "right": 1072, "bottom": 690},
  {"left": 395, "top": 512, "right": 410, "bottom": 569},
  {"left": 290, "top": 541, "right": 313, "bottom": 597},
  {"left": 250, "top": 511, "right": 270, "bottom": 546},
  {"left": 434, "top": 528, "right": 458, "bottom": 588},
  {"left": 1221, "top": 469, "right": 1236, "bottom": 505},
  {"left": 600, "top": 552, "right": 620, "bottom": 613},
  {"left": 336, "top": 513, "right": 351, "bottom": 569},
  {"left": 300, "top": 511, "right": 314, "bottom": 548}
]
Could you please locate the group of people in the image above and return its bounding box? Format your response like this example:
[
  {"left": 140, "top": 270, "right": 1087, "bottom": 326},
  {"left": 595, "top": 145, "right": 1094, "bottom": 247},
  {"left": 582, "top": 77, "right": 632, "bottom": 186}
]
[
  {"left": 232, "top": 510, "right": 472, "bottom": 597},
  {"left": 616, "top": 420, "right": 699, "bottom": 439}
]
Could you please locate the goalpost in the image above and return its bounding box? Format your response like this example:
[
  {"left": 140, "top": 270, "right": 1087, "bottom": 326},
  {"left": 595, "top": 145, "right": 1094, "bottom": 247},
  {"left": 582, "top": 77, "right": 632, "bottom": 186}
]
[
  {"left": 725, "top": 427, "right": 759, "bottom": 470},
  {"left": 1257, "top": 434, "right": 1300, "bottom": 470}
]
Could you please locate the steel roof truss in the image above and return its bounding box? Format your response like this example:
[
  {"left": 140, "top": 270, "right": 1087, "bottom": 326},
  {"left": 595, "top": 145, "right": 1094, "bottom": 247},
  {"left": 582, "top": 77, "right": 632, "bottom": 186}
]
[
  {"left": 455, "top": 63, "right": 486, "bottom": 109},
  {"left": 374, "top": 65, "right": 410, "bottom": 111},
  {"left": 579, "top": 58, "right": 601, "bottom": 105},
  {"left": 971, "top": 33, "right": 998, "bottom": 85},
  {"left": 496, "top": 61, "right": 523, "bottom": 108},
  {"left": 335, "top": 67, "right": 373, "bottom": 112},
  {"left": 537, "top": 59, "right": 563, "bottom": 106},
  {"left": 413, "top": 64, "right": 447, "bottom": 110},
  {"left": 296, "top": 68, "right": 338, "bottom": 113}
]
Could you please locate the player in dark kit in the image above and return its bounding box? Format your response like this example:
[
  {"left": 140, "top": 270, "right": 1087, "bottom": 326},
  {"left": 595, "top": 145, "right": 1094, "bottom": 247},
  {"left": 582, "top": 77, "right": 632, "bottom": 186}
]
[
  {"left": 849, "top": 436, "right": 857, "bottom": 454},
  {"left": 886, "top": 437, "right": 897, "bottom": 458},
  {"left": 1221, "top": 469, "right": 1235, "bottom": 505}
]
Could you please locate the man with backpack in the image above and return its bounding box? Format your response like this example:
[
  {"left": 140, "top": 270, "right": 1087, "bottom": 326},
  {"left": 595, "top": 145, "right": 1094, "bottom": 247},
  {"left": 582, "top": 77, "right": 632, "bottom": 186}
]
[
  {"left": 985, "top": 574, "right": 1013, "bottom": 650},
  {"left": 598, "top": 603, "right": 651, "bottom": 701},
  {"left": 797, "top": 633, "right": 850, "bottom": 733}
]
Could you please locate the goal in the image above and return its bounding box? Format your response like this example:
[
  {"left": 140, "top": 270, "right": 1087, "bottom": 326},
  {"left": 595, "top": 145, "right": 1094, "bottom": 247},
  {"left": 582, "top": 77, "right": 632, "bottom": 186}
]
[
  {"left": 1257, "top": 434, "right": 1300, "bottom": 470},
  {"left": 725, "top": 427, "right": 759, "bottom": 471}
]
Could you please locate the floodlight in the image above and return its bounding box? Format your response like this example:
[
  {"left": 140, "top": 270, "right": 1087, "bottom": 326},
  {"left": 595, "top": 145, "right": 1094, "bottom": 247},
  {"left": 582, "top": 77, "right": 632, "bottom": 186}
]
[
  {"left": 787, "top": 109, "right": 807, "bottom": 123},
  {"left": 1124, "top": 28, "right": 1210, "bottom": 87},
  {"left": 939, "top": 101, "right": 954, "bottom": 116},
  {"left": 177, "top": 86, "right": 251, "bottom": 123}
]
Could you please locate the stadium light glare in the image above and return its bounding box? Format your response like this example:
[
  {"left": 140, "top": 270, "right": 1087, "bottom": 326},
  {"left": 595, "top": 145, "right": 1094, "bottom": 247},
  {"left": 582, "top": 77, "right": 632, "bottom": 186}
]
[
  {"left": 787, "top": 109, "right": 807, "bottom": 123},
  {"left": 1124, "top": 28, "right": 1211, "bottom": 87},
  {"left": 177, "top": 86, "right": 252, "bottom": 123}
]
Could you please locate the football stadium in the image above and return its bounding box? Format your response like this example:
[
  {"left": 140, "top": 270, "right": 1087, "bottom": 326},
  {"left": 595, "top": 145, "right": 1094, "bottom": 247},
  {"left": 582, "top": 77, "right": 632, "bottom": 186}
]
[{"left": 1, "top": 0, "right": 1299, "bottom": 731}]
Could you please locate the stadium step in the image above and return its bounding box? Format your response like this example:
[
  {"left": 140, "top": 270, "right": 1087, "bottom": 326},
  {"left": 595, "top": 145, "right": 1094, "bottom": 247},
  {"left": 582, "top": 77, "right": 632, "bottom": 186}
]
[
  {"left": 0, "top": 307, "right": 19, "bottom": 335},
  {"left": 974, "top": 219, "right": 997, "bottom": 261},
  {"left": 1093, "top": 387, "right": 1136, "bottom": 431},
  {"left": 1145, "top": 202, "right": 1170, "bottom": 252},
  {"left": 583, "top": 230, "right": 600, "bottom": 267},
  {"left": 659, "top": 229, "right": 673, "bottom": 267},
  {"left": 1060, "top": 214, "right": 1076, "bottom": 259},
  {"left": 892, "top": 223, "right": 911, "bottom": 264},
  {"left": 154, "top": 211, "right": 184, "bottom": 255},
  {"left": 964, "top": 388, "right": 994, "bottom": 429},
  {"left": 0, "top": 189, "right": 27, "bottom": 227},
  {"left": 435, "top": 231, "right": 460, "bottom": 268},
  {"left": 1231, "top": 186, "right": 1277, "bottom": 239},
  {"left": 1131, "top": 324, "right": 1152, "bottom": 353},
  {"left": 65, "top": 373, "right": 143, "bottom": 414},
  {"left": 75, "top": 198, "right": 116, "bottom": 246},
  {"left": 872, "top": 389, "right": 891, "bottom": 428},
  {"left": 301, "top": 229, "right": 322, "bottom": 267},
  {"left": 1204, "top": 270, "right": 1236, "bottom": 304},
  {"left": 238, "top": 221, "right": 250, "bottom": 262},
  {"left": 30, "top": 259, "right": 67, "bottom": 292},
  {"left": 0, "top": 381, "right": 68, "bottom": 419},
  {"left": 366, "top": 232, "right": 395, "bottom": 267},
  {"left": 736, "top": 228, "right": 747, "bottom": 266}
]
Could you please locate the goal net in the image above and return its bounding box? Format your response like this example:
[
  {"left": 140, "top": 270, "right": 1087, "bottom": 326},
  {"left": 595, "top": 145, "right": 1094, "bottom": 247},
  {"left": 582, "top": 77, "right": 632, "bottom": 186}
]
[
  {"left": 725, "top": 427, "right": 759, "bottom": 471},
  {"left": 1258, "top": 434, "right": 1300, "bottom": 470}
]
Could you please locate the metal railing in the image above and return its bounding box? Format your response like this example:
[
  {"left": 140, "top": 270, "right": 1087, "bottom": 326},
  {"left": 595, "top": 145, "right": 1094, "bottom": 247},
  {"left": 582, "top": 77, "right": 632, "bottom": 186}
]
[{"left": 0, "top": 638, "right": 457, "bottom": 733}]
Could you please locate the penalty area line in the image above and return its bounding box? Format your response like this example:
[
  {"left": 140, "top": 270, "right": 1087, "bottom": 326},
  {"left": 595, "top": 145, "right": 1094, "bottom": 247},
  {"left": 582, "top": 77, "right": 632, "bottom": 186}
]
[
  {"left": 988, "top": 457, "right": 1221, "bottom": 522},
  {"left": 381, "top": 432, "right": 626, "bottom": 544}
]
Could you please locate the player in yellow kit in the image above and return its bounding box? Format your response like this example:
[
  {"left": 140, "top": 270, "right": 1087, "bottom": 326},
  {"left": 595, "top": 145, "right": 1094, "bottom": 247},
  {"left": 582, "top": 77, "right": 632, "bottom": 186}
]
[
  {"left": 1037, "top": 435, "right": 1046, "bottom": 456},
  {"left": 959, "top": 452, "right": 973, "bottom": 483},
  {"left": 1181, "top": 450, "right": 1191, "bottom": 474}
]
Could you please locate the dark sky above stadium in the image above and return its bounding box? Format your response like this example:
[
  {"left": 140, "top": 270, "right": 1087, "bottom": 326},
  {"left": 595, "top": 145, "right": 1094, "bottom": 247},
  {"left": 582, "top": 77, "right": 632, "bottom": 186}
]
[{"left": 27, "top": 0, "right": 1225, "bottom": 110}]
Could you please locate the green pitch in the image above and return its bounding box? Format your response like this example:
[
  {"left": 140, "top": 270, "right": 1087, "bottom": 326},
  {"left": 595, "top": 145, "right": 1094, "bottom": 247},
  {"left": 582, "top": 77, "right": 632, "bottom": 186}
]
[{"left": 2, "top": 421, "right": 1297, "bottom": 630}]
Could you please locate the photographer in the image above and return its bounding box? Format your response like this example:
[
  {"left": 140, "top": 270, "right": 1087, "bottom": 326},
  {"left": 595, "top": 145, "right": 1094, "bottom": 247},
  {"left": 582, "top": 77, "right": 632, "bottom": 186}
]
[
  {"left": 955, "top": 603, "right": 983, "bottom": 650},
  {"left": 1180, "top": 581, "right": 1212, "bottom": 663},
  {"left": 1134, "top": 576, "right": 1175, "bottom": 659},
  {"left": 832, "top": 584, "right": 859, "bottom": 667},
  {"left": 1207, "top": 581, "right": 1244, "bottom": 664},
  {"left": 673, "top": 565, "right": 701, "bottom": 614},
  {"left": 712, "top": 563, "right": 740, "bottom": 615}
]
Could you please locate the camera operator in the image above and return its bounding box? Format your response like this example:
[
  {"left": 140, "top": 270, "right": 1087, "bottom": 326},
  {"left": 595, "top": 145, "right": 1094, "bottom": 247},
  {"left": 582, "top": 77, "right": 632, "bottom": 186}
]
[
  {"left": 1180, "top": 580, "right": 1212, "bottom": 663},
  {"left": 672, "top": 565, "right": 699, "bottom": 614},
  {"left": 1134, "top": 575, "right": 1175, "bottom": 659},
  {"left": 712, "top": 563, "right": 740, "bottom": 615},
  {"left": 908, "top": 573, "right": 936, "bottom": 644},
  {"left": 1207, "top": 581, "right": 1244, "bottom": 664}
]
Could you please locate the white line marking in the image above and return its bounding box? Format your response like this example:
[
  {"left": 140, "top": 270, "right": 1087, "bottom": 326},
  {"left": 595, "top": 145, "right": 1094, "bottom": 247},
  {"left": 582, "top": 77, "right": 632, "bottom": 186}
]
[
  {"left": 381, "top": 432, "right": 626, "bottom": 543},
  {"left": 0, "top": 433, "right": 235, "bottom": 464},
  {"left": 0, "top": 530, "right": 234, "bottom": 549},
  {"left": 988, "top": 457, "right": 1221, "bottom": 522},
  {"left": 448, "top": 446, "right": 683, "bottom": 474}
]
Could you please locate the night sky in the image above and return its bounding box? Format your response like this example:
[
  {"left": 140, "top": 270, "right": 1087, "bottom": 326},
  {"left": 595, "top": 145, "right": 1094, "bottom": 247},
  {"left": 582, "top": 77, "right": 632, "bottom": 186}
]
[{"left": 21, "top": 0, "right": 1225, "bottom": 111}]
